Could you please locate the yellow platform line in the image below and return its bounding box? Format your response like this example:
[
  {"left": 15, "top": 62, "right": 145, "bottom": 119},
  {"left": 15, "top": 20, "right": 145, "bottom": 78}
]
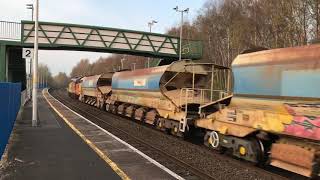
[{"left": 42, "top": 90, "right": 131, "bottom": 180}]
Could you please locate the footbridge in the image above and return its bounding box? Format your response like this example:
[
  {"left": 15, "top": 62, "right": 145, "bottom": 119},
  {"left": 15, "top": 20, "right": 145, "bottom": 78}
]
[
  {"left": 0, "top": 20, "right": 203, "bottom": 82},
  {"left": 21, "top": 21, "right": 202, "bottom": 59}
]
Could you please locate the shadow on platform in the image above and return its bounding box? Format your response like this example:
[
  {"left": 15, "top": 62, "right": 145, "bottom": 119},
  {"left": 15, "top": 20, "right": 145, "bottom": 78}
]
[{"left": 0, "top": 92, "right": 120, "bottom": 180}]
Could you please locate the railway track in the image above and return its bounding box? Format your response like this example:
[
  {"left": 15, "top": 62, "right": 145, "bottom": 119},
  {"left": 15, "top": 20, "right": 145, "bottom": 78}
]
[
  {"left": 51, "top": 89, "right": 214, "bottom": 180},
  {"left": 50, "top": 89, "right": 302, "bottom": 180}
]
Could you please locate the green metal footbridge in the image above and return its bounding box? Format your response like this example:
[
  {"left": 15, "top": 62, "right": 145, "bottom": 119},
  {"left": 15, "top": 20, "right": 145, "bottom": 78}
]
[{"left": 0, "top": 20, "right": 203, "bottom": 83}]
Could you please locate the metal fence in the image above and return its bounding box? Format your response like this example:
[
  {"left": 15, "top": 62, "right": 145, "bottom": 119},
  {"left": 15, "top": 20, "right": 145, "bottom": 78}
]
[
  {"left": 0, "top": 83, "right": 21, "bottom": 158},
  {"left": 0, "top": 21, "right": 21, "bottom": 41}
]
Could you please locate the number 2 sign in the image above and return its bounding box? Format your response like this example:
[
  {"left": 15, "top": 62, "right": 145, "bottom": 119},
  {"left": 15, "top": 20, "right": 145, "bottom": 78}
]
[{"left": 22, "top": 48, "right": 34, "bottom": 59}]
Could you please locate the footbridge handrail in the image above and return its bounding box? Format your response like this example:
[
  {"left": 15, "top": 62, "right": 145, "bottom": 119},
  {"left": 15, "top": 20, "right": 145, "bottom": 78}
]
[{"left": 0, "top": 21, "right": 21, "bottom": 41}]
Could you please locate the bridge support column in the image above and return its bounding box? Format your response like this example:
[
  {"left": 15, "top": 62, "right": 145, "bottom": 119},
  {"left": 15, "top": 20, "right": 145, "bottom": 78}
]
[{"left": 0, "top": 44, "right": 6, "bottom": 82}]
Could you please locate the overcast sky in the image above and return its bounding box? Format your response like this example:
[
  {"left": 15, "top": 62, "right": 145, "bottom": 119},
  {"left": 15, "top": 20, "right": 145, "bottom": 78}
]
[{"left": 1, "top": 0, "right": 206, "bottom": 75}]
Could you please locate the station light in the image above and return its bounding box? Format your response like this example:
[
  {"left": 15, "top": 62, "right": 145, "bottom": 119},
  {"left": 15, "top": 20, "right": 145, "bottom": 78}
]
[
  {"left": 173, "top": 6, "right": 189, "bottom": 61},
  {"left": 147, "top": 19, "right": 158, "bottom": 68},
  {"left": 26, "top": 4, "right": 34, "bottom": 21}
]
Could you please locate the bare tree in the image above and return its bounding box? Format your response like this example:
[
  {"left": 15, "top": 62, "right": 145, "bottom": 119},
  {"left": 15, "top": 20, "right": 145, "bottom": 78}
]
[
  {"left": 52, "top": 72, "right": 69, "bottom": 88},
  {"left": 166, "top": 0, "right": 316, "bottom": 67}
]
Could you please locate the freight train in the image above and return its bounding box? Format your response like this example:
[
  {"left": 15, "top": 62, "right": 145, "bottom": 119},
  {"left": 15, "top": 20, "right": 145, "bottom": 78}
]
[{"left": 68, "top": 45, "right": 320, "bottom": 178}]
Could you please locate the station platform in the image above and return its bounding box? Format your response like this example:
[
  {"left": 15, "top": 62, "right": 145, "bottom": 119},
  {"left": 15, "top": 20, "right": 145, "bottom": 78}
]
[
  {"left": 0, "top": 90, "right": 180, "bottom": 180},
  {"left": 0, "top": 91, "right": 121, "bottom": 180}
]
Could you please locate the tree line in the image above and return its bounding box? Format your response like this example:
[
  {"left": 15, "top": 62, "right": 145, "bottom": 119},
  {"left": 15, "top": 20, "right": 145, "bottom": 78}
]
[
  {"left": 38, "top": 63, "right": 69, "bottom": 88},
  {"left": 168, "top": 0, "right": 320, "bottom": 66},
  {"left": 70, "top": 55, "right": 149, "bottom": 78}
]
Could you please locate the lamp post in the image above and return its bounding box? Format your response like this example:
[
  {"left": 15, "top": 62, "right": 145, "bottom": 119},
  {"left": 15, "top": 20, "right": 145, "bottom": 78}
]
[
  {"left": 45, "top": 74, "right": 47, "bottom": 88},
  {"left": 132, "top": 63, "right": 136, "bottom": 70},
  {"left": 148, "top": 20, "right": 157, "bottom": 33},
  {"left": 26, "top": 3, "right": 34, "bottom": 99},
  {"left": 120, "top": 55, "right": 127, "bottom": 70},
  {"left": 173, "top": 6, "right": 189, "bottom": 61},
  {"left": 147, "top": 20, "right": 157, "bottom": 68},
  {"left": 32, "top": 0, "right": 39, "bottom": 127},
  {"left": 26, "top": 4, "right": 34, "bottom": 21},
  {"left": 40, "top": 70, "right": 42, "bottom": 89}
]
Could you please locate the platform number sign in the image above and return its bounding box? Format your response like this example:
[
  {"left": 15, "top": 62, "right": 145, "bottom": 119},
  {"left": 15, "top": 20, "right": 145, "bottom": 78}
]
[{"left": 22, "top": 48, "right": 34, "bottom": 59}]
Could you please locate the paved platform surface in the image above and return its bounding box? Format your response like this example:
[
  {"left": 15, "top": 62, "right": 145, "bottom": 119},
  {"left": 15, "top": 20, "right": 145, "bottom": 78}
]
[
  {"left": 44, "top": 89, "right": 179, "bottom": 180},
  {"left": 0, "top": 91, "right": 121, "bottom": 180}
]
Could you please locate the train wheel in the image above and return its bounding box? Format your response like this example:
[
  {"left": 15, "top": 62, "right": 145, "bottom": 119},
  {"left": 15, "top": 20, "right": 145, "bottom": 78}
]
[
  {"left": 145, "top": 109, "right": 157, "bottom": 125},
  {"left": 111, "top": 104, "right": 118, "bottom": 114},
  {"left": 156, "top": 119, "right": 166, "bottom": 131},
  {"left": 117, "top": 104, "right": 126, "bottom": 115},
  {"left": 100, "top": 102, "right": 105, "bottom": 110},
  {"left": 105, "top": 103, "right": 111, "bottom": 112},
  {"left": 250, "top": 138, "right": 266, "bottom": 164},
  {"left": 125, "top": 105, "right": 135, "bottom": 119},
  {"left": 170, "top": 126, "right": 179, "bottom": 135},
  {"left": 134, "top": 107, "right": 146, "bottom": 121},
  {"left": 95, "top": 99, "right": 99, "bottom": 108}
]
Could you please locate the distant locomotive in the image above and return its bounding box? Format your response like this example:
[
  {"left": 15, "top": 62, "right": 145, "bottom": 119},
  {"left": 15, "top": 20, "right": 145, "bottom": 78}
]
[
  {"left": 68, "top": 45, "right": 320, "bottom": 178},
  {"left": 68, "top": 77, "right": 82, "bottom": 99}
]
